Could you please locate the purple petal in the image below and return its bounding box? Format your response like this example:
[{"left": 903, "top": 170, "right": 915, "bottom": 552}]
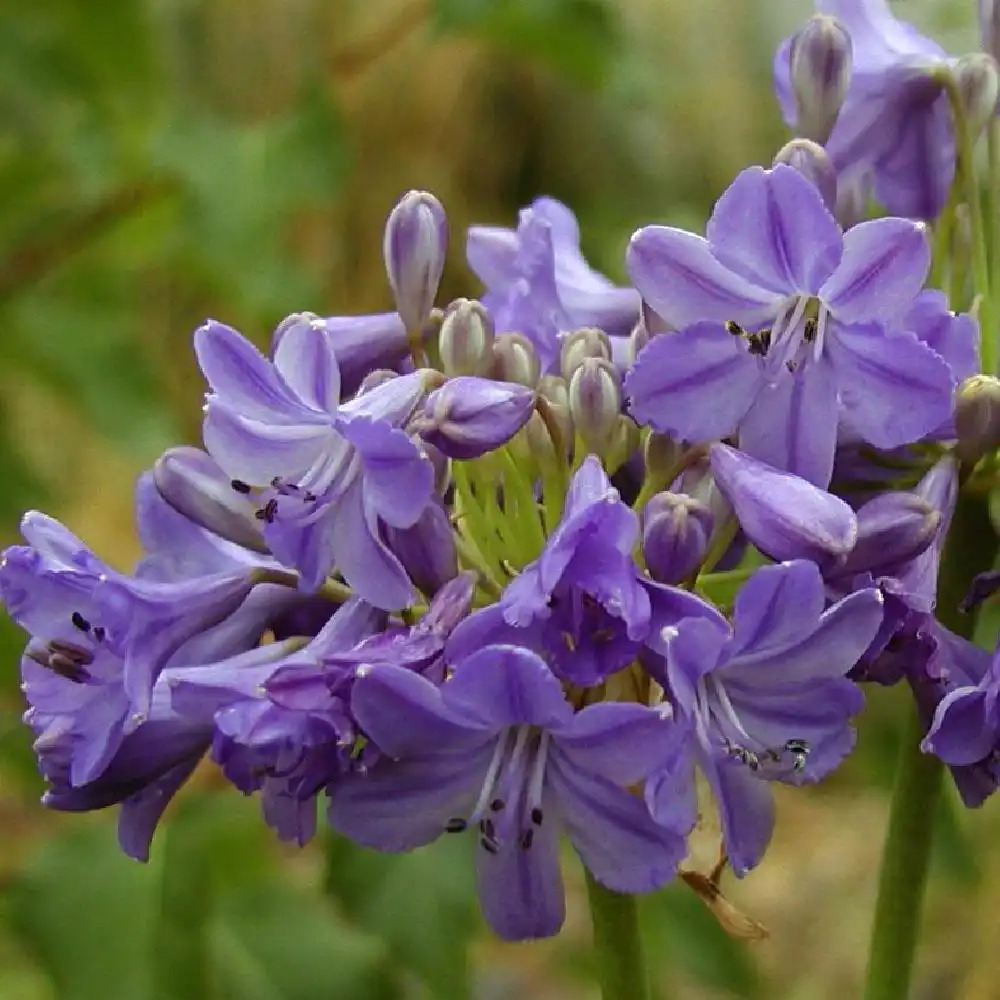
[
  {"left": 351, "top": 663, "right": 490, "bottom": 756},
  {"left": 194, "top": 320, "right": 315, "bottom": 422},
  {"left": 626, "top": 227, "right": 779, "bottom": 329},
  {"left": 272, "top": 318, "right": 341, "bottom": 414},
  {"left": 924, "top": 688, "right": 998, "bottom": 765},
  {"left": 553, "top": 702, "right": 682, "bottom": 786},
  {"left": 818, "top": 0, "right": 946, "bottom": 66},
  {"left": 466, "top": 225, "right": 520, "bottom": 287},
  {"left": 905, "top": 290, "right": 979, "bottom": 384},
  {"left": 443, "top": 646, "right": 574, "bottom": 731},
  {"left": 475, "top": 803, "right": 565, "bottom": 940},
  {"left": 656, "top": 616, "right": 730, "bottom": 715},
  {"left": 118, "top": 755, "right": 201, "bottom": 861},
  {"left": 821, "top": 219, "right": 930, "bottom": 324},
  {"left": 328, "top": 747, "right": 491, "bottom": 851},
  {"left": 738, "top": 361, "right": 839, "bottom": 487},
  {"left": 828, "top": 324, "right": 954, "bottom": 449},
  {"left": 304, "top": 312, "right": 409, "bottom": 397},
  {"left": 707, "top": 165, "right": 842, "bottom": 294},
  {"left": 550, "top": 752, "right": 685, "bottom": 892},
  {"left": 626, "top": 322, "right": 763, "bottom": 440}
]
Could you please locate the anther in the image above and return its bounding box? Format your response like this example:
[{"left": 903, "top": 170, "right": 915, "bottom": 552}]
[
  {"left": 480, "top": 837, "right": 499, "bottom": 854},
  {"left": 520, "top": 829, "right": 534, "bottom": 850},
  {"left": 445, "top": 818, "right": 467, "bottom": 833},
  {"left": 92, "top": 626, "right": 106, "bottom": 642},
  {"left": 490, "top": 798, "right": 505, "bottom": 812},
  {"left": 725, "top": 321, "right": 745, "bottom": 336},
  {"left": 70, "top": 611, "right": 91, "bottom": 632},
  {"left": 231, "top": 479, "right": 252, "bottom": 494},
  {"left": 803, "top": 318, "right": 817, "bottom": 343},
  {"left": 255, "top": 498, "right": 278, "bottom": 523},
  {"left": 48, "top": 640, "right": 94, "bottom": 666},
  {"left": 480, "top": 818, "right": 495, "bottom": 839},
  {"left": 530, "top": 807, "right": 544, "bottom": 826},
  {"left": 47, "top": 654, "right": 90, "bottom": 684},
  {"left": 746, "top": 329, "right": 772, "bottom": 357}
]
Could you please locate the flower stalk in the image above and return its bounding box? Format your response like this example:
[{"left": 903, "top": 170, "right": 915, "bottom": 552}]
[{"left": 585, "top": 873, "right": 651, "bottom": 1000}]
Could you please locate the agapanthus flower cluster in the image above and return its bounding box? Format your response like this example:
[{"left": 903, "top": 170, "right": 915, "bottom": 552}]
[{"left": 6, "top": 0, "right": 1000, "bottom": 947}]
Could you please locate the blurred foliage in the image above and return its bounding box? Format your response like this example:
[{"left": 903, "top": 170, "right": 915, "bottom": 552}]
[{"left": 0, "top": 1, "right": 997, "bottom": 999}]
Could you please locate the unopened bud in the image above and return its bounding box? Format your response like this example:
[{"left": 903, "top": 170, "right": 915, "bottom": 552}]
[
  {"left": 491, "top": 332, "right": 541, "bottom": 387},
  {"left": 356, "top": 368, "right": 400, "bottom": 394},
  {"left": 835, "top": 172, "right": 871, "bottom": 230},
  {"left": 789, "top": 15, "right": 853, "bottom": 143},
  {"left": 642, "top": 492, "right": 715, "bottom": 584},
  {"left": 153, "top": 447, "right": 267, "bottom": 553},
  {"left": 560, "top": 327, "right": 612, "bottom": 380},
  {"left": 568, "top": 358, "right": 622, "bottom": 455},
  {"left": 643, "top": 432, "right": 684, "bottom": 484},
  {"left": 840, "top": 492, "right": 940, "bottom": 577},
  {"left": 773, "top": 139, "right": 837, "bottom": 212},
  {"left": 439, "top": 298, "right": 494, "bottom": 376},
  {"left": 981, "top": 0, "right": 1000, "bottom": 63},
  {"left": 414, "top": 376, "right": 536, "bottom": 460},
  {"left": 384, "top": 500, "right": 458, "bottom": 597},
  {"left": 383, "top": 190, "right": 448, "bottom": 332},
  {"left": 955, "top": 53, "right": 1000, "bottom": 135},
  {"left": 627, "top": 316, "right": 652, "bottom": 366},
  {"left": 955, "top": 374, "right": 1000, "bottom": 463}
]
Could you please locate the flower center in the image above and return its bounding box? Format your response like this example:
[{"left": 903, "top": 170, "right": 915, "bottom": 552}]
[{"left": 728, "top": 296, "right": 829, "bottom": 378}]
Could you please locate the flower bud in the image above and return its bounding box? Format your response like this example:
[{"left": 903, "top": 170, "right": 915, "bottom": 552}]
[
  {"left": 568, "top": 357, "right": 622, "bottom": 455},
  {"left": 559, "top": 327, "right": 612, "bottom": 381},
  {"left": 789, "top": 15, "right": 853, "bottom": 143},
  {"left": 384, "top": 500, "right": 457, "bottom": 597},
  {"left": 383, "top": 190, "right": 448, "bottom": 332},
  {"left": 955, "top": 374, "right": 1000, "bottom": 463},
  {"left": 153, "top": 446, "right": 268, "bottom": 553},
  {"left": 773, "top": 139, "right": 837, "bottom": 212},
  {"left": 839, "top": 492, "right": 940, "bottom": 577},
  {"left": 356, "top": 368, "right": 401, "bottom": 394},
  {"left": 491, "top": 332, "right": 541, "bottom": 387},
  {"left": 642, "top": 492, "right": 714, "bottom": 584},
  {"left": 955, "top": 53, "right": 1000, "bottom": 135},
  {"left": 414, "top": 376, "right": 536, "bottom": 460},
  {"left": 439, "top": 298, "right": 495, "bottom": 377},
  {"left": 982, "top": 0, "right": 1000, "bottom": 62},
  {"left": 643, "top": 432, "right": 684, "bottom": 485},
  {"left": 708, "top": 443, "right": 856, "bottom": 566},
  {"left": 835, "top": 172, "right": 871, "bottom": 230},
  {"left": 627, "top": 316, "right": 652, "bottom": 366}
]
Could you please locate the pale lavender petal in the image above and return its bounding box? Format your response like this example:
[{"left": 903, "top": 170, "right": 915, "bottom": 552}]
[
  {"left": 553, "top": 702, "right": 682, "bottom": 786},
  {"left": 656, "top": 616, "right": 729, "bottom": 715},
  {"left": 272, "top": 318, "right": 341, "bottom": 414},
  {"left": 550, "top": 752, "right": 686, "bottom": 892},
  {"left": 905, "top": 290, "right": 979, "bottom": 384},
  {"left": 328, "top": 748, "right": 490, "bottom": 851},
  {"left": 443, "top": 646, "right": 573, "bottom": 731},
  {"left": 118, "top": 756, "right": 201, "bottom": 861},
  {"left": 828, "top": 324, "right": 954, "bottom": 449},
  {"left": 475, "top": 804, "right": 565, "bottom": 941},
  {"left": 818, "top": 0, "right": 946, "bottom": 66},
  {"left": 339, "top": 370, "right": 426, "bottom": 426},
  {"left": 738, "top": 360, "right": 838, "bottom": 487},
  {"left": 821, "top": 218, "right": 930, "bottom": 324},
  {"left": 924, "top": 689, "right": 998, "bottom": 765},
  {"left": 626, "top": 322, "right": 763, "bottom": 440},
  {"left": 626, "top": 227, "right": 779, "bottom": 329},
  {"left": 194, "top": 321, "right": 314, "bottom": 422},
  {"left": 706, "top": 165, "right": 842, "bottom": 294},
  {"left": 351, "top": 663, "right": 490, "bottom": 756},
  {"left": 466, "top": 226, "right": 520, "bottom": 288}
]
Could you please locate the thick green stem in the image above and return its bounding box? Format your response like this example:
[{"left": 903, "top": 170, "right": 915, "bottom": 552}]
[
  {"left": 585, "top": 873, "right": 651, "bottom": 1000},
  {"left": 862, "top": 490, "right": 994, "bottom": 1000}
]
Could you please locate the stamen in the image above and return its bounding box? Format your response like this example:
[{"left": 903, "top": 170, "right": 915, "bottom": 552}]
[
  {"left": 48, "top": 640, "right": 94, "bottom": 666},
  {"left": 92, "top": 626, "right": 106, "bottom": 642},
  {"left": 531, "top": 807, "right": 544, "bottom": 826},
  {"left": 445, "top": 818, "right": 468, "bottom": 833},
  {"left": 70, "top": 612, "right": 91, "bottom": 632},
  {"left": 490, "top": 798, "right": 505, "bottom": 811},
  {"left": 231, "top": 479, "right": 252, "bottom": 494},
  {"left": 480, "top": 837, "right": 499, "bottom": 854},
  {"left": 468, "top": 730, "right": 515, "bottom": 823},
  {"left": 520, "top": 829, "right": 534, "bottom": 850},
  {"left": 803, "top": 318, "right": 817, "bottom": 343},
  {"left": 255, "top": 498, "right": 279, "bottom": 523},
  {"left": 725, "top": 320, "right": 745, "bottom": 336}
]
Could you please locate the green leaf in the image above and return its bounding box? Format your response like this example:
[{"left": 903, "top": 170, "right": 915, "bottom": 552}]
[
  {"left": 325, "top": 834, "right": 478, "bottom": 999},
  {"left": 433, "top": 0, "right": 622, "bottom": 87}
]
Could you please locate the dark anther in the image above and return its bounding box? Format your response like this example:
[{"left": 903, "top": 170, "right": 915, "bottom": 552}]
[
  {"left": 231, "top": 479, "right": 252, "bottom": 494},
  {"left": 71, "top": 611, "right": 91, "bottom": 632},
  {"left": 725, "top": 320, "right": 745, "bottom": 336},
  {"left": 786, "top": 360, "right": 798, "bottom": 373},
  {"left": 92, "top": 626, "right": 106, "bottom": 642},
  {"left": 480, "top": 818, "right": 495, "bottom": 839},
  {"left": 48, "top": 640, "right": 94, "bottom": 666},
  {"left": 255, "top": 498, "right": 279, "bottom": 523},
  {"left": 784, "top": 738, "right": 810, "bottom": 754},
  {"left": 530, "top": 807, "right": 544, "bottom": 826},
  {"left": 490, "top": 798, "right": 505, "bottom": 812},
  {"left": 520, "top": 829, "right": 534, "bottom": 850},
  {"left": 746, "top": 328, "right": 772, "bottom": 357},
  {"left": 480, "top": 837, "right": 500, "bottom": 855},
  {"left": 803, "top": 318, "right": 817, "bottom": 343},
  {"left": 47, "top": 654, "right": 90, "bottom": 683},
  {"left": 445, "top": 818, "right": 467, "bottom": 833},
  {"left": 302, "top": 491, "right": 317, "bottom": 503}
]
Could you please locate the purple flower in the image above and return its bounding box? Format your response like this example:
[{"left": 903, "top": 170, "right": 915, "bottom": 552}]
[
  {"left": 775, "top": 0, "right": 953, "bottom": 219},
  {"left": 644, "top": 561, "right": 883, "bottom": 874},
  {"left": 328, "top": 644, "right": 689, "bottom": 940},
  {"left": 195, "top": 317, "right": 434, "bottom": 606},
  {"left": 447, "top": 457, "right": 650, "bottom": 686},
  {"left": 467, "top": 198, "right": 639, "bottom": 372},
  {"left": 626, "top": 164, "right": 953, "bottom": 486}
]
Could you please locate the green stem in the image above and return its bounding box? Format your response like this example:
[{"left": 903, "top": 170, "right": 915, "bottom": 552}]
[
  {"left": 585, "top": 873, "right": 650, "bottom": 1000},
  {"left": 862, "top": 488, "right": 994, "bottom": 1000}
]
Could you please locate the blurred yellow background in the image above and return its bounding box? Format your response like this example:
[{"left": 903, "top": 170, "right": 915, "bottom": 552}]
[{"left": 0, "top": 1, "right": 996, "bottom": 998}]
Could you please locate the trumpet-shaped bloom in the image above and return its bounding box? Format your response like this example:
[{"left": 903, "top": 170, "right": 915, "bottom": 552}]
[
  {"left": 626, "top": 164, "right": 953, "bottom": 486},
  {"left": 195, "top": 317, "right": 434, "bottom": 606},
  {"left": 328, "top": 644, "right": 689, "bottom": 940}
]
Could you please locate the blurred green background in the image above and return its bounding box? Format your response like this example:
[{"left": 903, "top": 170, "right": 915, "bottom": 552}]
[{"left": 0, "top": 1, "right": 996, "bottom": 998}]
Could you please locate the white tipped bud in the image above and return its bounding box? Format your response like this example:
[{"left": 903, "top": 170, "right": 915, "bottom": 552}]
[
  {"left": 559, "top": 327, "right": 612, "bottom": 381},
  {"left": 773, "top": 138, "right": 837, "bottom": 212},
  {"left": 955, "top": 53, "right": 1000, "bottom": 135},
  {"left": 955, "top": 374, "right": 1000, "bottom": 463},
  {"left": 383, "top": 190, "right": 448, "bottom": 332},
  {"left": 568, "top": 357, "right": 622, "bottom": 456},
  {"left": 789, "top": 15, "right": 853, "bottom": 143},
  {"left": 491, "top": 332, "right": 541, "bottom": 387},
  {"left": 439, "top": 298, "right": 495, "bottom": 376}
]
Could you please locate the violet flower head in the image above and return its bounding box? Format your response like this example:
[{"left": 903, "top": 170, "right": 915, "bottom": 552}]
[
  {"left": 467, "top": 198, "right": 639, "bottom": 372},
  {"left": 447, "top": 457, "right": 650, "bottom": 686},
  {"left": 626, "top": 163, "right": 953, "bottom": 487},
  {"left": 329, "top": 644, "right": 689, "bottom": 940},
  {"left": 195, "top": 317, "right": 434, "bottom": 607},
  {"left": 644, "top": 560, "right": 883, "bottom": 875},
  {"left": 775, "top": 0, "right": 953, "bottom": 219}
]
